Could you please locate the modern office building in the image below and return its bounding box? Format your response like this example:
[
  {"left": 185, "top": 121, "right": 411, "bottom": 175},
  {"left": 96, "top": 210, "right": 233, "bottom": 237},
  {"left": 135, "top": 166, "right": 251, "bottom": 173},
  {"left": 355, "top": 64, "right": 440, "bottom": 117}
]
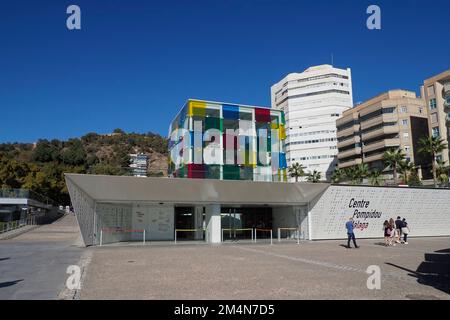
[
  {"left": 168, "top": 99, "right": 287, "bottom": 182},
  {"left": 336, "top": 90, "right": 430, "bottom": 174},
  {"left": 129, "top": 153, "right": 149, "bottom": 177},
  {"left": 421, "top": 69, "right": 450, "bottom": 164},
  {"left": 271, "top": 65, "right": 353, "bottom": 181}
]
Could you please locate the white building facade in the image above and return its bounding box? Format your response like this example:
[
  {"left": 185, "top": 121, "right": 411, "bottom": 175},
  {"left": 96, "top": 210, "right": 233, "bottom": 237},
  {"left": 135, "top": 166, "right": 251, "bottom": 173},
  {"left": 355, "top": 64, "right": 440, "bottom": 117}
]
[{"left": 271, "top": 65, "right": 354, "bottom": 180}]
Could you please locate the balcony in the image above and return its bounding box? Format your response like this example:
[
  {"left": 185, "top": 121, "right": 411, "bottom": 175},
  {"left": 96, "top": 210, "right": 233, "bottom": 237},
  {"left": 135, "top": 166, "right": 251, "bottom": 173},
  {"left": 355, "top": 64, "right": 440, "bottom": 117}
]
[
  {"left": 338, "top": 158, "right": 362, "bottom": 169},
  {"left": 363, "top": 152, "right": 384, "bottom": 163},
  {"left": 337, "top": 125, "right": 359, "bottom": 139},
  {"left": 361, "top": 125, "right": 399, "bottom": 141},
  {"left": 337, "top": 147, "right": 362, "bottom": 160},
  {"left": 337, "top": 135, "right": 360, "bottom": 149},
  {"left": 362, "top": 138, "right": 400, "bottom": 153},
  {"left": 360, "top": 113, "right": 398, "bottom": 131}
]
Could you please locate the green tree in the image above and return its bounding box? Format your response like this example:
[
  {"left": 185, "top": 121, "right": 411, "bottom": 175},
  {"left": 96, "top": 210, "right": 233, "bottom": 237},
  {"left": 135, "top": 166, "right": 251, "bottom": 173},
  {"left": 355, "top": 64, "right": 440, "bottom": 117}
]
[
  {"left": 383, "top": 149, "right": 405, "bottom": 185},
  {"left": 356, "top": 163, "right": 369, "bottom": 182},
  {"left": 343, "top": 166, "right": 359, "bottom": 185},
  {"left": 436, "top": 160, "right": 450, "bottom": 187},
  {"left": 408, "top": 169, "right": 422, "bottom": 187},
  {"left": 113, "top": 128, "right": 125, "bottom": 135},
  {"left": 418, "top": 136, "right": 448, "bottom": 188},
  {"left": 398, "top": 160, "right": 415, "bottom": 185},
  {"left": 61, "top": 139, "right": 87, "bottom": 166},
  {"left": 331, "top": 168, "right": 345, "bottom": 183},
  {"left": 368, "top": 170, "right": 383, "bottom": 186},
  {"left": 288, "top": 162, "right": 305, "bottom": 182},
  {"left": 32, "top": 139, "right": 60, "bottom": 163},
  {"left": 306, "top": 170, "right": 321, "bottom": 183}
]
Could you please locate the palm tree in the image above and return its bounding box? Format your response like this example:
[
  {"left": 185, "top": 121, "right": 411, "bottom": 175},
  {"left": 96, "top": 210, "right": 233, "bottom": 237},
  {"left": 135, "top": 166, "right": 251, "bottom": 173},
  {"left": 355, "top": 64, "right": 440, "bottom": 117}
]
[
  {"left": 343, "top": 166, "right": 360, "bottom": 185},
  {"left": 398, "top": 160, "right": 415, "bottom": 185},
  {"left": 331, "top": 168, "right": 345, "bottom": 183},
  {"left": 306, "top": 170, "right": 321, "bottom": 183},
  {"left": 436, "top": 160, "right": 450, "bottom": 187},
  {"left": 288, "top": 162, "right": 305, "bottom": 182},
  {"left": 383, "top": 149, "right": 405, "bottom": 185},
  {"left": 356, "top": 163, "right": 369, "bottom": 183},
  {"left": 418, "top": 136, "right": 448, "bottom": 188},
  {"left": 368, "top": 170, "right": 383, "bottom": 186}
]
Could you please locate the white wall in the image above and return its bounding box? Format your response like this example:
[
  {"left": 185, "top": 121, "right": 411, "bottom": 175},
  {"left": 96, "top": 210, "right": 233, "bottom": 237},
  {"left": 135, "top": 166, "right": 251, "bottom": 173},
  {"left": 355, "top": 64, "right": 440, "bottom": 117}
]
[
  {"left": 309, "top": 186, "right": 450, "bottom": 240},
  {"left": 132, "top": 204, "right": 174, "bottom": 241},
  {"left": 272, "top": 206, "right": 308, "bottom": 240}
]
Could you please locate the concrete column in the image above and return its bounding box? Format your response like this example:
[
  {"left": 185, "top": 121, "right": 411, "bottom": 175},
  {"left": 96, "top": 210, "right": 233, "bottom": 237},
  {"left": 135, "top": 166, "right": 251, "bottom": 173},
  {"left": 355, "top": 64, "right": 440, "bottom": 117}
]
[
  {"left": 205, "top": 204, "right": 221, "bottom": 243},
  {"left": 194, "top": 206, "right": 204, "bottom": 240}
]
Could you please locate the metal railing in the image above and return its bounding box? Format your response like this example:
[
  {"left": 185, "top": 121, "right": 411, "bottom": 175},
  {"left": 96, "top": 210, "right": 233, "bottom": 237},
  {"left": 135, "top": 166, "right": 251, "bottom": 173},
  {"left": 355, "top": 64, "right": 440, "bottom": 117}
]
[{"left": 0, "top": 218, "right": 29, "bottom": 234}]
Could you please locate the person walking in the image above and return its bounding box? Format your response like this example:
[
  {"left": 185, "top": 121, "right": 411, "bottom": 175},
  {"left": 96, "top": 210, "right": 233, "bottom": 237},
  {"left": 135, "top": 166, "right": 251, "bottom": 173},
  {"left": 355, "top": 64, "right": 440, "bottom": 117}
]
[
  {"left": 383, "top": 220, "right": 391, "bottom": 246},
  {"left": 401, "top": 218, "right": 409, "bottom": 244},
  {"left": 389, "top": 218, "right": 396, "bottom": 246},
  {"left": 395, "top": 216, "right": 403, "bottom": 243},
  {"left": 345, "top": 217, "right": 359, "bottom": 249}
]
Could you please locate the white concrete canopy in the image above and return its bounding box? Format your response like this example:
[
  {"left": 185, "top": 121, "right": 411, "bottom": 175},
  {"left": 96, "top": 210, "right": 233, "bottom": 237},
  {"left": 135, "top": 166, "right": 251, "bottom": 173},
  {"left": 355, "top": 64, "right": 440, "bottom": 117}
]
[{"left": 65, "top": 174, "right": 330, "bottom": 205}]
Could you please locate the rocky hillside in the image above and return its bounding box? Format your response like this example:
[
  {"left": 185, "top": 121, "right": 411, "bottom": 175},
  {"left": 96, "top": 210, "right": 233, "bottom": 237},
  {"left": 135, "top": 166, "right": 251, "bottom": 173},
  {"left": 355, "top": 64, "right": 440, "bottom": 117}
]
[{"left": 0, "top": 129, "right": 168, "bottom": 204}]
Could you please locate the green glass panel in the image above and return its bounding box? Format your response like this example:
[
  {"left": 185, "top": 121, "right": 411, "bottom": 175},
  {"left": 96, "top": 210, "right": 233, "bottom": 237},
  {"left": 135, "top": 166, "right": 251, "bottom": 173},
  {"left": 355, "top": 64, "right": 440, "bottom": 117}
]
[
  {"left": 205, "top": 117, "right": 222, "bottom": 131},
  {"left": 223, "top": 165, "right": 240, "bottom": 180}
]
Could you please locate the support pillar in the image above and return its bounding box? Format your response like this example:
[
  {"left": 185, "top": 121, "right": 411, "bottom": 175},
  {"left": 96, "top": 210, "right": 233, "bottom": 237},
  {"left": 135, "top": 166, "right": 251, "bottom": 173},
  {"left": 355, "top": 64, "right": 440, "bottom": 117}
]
[{"left": 205, "top": 204, "right": 221, "bottom": 243}]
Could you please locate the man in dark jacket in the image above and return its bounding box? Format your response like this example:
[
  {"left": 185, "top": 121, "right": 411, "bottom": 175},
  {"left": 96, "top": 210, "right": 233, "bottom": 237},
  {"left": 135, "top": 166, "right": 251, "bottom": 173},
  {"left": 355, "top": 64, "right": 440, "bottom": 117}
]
[{"left": 395, "top": 216, "right": 403, "bottom": 243}]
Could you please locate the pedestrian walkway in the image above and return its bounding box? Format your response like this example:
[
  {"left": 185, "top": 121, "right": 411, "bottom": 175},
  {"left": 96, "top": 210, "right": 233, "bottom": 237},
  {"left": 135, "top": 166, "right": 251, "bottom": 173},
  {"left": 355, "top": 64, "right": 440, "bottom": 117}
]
[{"left": 0, "top": 214, "right": 83, "bottom": 299}]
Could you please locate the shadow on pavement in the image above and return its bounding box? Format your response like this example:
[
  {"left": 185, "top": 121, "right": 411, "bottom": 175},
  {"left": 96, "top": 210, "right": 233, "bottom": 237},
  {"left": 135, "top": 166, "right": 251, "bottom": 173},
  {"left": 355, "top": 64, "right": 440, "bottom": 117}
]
[
  {"left": 386, "top": 247, "right": 450, "bottom": 295},
  {"left": 0, "top": 257, "right": 10, "bottom": 262},
  {"left": 0, "top": 279, "right": 23, "bottom": 288}
]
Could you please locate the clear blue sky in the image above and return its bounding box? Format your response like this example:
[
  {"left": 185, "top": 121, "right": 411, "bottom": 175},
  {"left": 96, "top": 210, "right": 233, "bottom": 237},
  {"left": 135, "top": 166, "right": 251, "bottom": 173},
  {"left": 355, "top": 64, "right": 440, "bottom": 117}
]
[{"left": 1, "top": 0, "right": 449, "bottom": 143}]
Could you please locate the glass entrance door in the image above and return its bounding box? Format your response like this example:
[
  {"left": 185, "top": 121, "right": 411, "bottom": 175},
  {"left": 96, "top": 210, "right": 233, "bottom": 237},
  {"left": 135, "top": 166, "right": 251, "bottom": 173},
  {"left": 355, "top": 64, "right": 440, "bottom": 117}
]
[{"left": 221, "top": 208, "right": 239, "bottom": 241}]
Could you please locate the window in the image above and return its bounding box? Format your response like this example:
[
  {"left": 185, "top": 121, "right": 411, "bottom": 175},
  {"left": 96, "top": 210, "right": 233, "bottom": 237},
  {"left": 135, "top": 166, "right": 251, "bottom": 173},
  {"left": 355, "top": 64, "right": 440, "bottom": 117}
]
[
  {"left": 431, "top": 113, "right": 438, "bottom": 123},
  {"left": 432, "top": 127, "right": 440, "bottom": 138},
  {"left": 400, "top": 106, "right": 408, "bottom": 113},
  {"left": 401, "top": 119, "right": 408, "bottom": 126},
  {"left": 429, "top": 99, "right": 437, "bottom": 110},
  {"left": 403, "top": 132, "right": 409, "bottom": 138}
]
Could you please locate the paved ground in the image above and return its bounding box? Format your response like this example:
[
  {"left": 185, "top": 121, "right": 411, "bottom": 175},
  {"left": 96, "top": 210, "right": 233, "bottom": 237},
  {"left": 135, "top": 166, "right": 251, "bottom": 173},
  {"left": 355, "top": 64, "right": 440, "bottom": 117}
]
[
  {"left": 79, "top": 237, "right": 450, "bottom": 300},
  {"left": 1, "top": 217, "right": 449, "bottom": 300},
  {"left": 0, "top": 215, "right": 84, "bottom": 299}
]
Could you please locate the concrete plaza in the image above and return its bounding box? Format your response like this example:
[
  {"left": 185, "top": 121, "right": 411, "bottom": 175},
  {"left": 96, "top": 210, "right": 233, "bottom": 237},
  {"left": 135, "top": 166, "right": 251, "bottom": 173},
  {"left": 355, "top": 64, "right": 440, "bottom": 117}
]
[
  {"left": 80, "top": 237, "right": 450, "bottom": 300},
  {"left": 1, "top": 215, "right": 449, "bottom": 300}
]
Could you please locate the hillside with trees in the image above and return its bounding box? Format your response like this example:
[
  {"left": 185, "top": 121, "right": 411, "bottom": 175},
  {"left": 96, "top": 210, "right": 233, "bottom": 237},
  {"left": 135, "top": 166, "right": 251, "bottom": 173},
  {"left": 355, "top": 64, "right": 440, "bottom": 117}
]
[{"left": 0, "top": 129, "right": 168, "bottom": 205}]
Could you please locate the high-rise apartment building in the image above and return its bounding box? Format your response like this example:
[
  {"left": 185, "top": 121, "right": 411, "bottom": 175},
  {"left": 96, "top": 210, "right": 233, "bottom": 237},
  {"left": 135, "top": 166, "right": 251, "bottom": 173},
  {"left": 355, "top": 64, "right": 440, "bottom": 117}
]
[
  {"left": 271, "top": 65, "right": 353, "bottom": 180},
  {"left": 336, "top": 90, "right": 430, "bottom": 176},
  {"left": 421, "top": 69, "right": 450, "bottom": 164}
]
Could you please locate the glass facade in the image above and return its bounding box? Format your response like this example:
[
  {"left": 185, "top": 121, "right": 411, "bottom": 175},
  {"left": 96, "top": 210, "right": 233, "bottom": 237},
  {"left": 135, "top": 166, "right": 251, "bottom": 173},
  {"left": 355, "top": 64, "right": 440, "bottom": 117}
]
[{"left": 168, "top": 100, "right": 287, "bottom": 181}]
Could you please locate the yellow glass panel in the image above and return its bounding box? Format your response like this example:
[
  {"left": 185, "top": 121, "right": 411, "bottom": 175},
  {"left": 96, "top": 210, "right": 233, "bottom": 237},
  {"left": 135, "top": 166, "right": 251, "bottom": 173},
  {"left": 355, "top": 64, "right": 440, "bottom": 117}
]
[
  {"left": 188, "top": 100, "right": 206, "bottom": 117},
  {"left": 279, "top": 124, "right": 286, "bottom": 140}
]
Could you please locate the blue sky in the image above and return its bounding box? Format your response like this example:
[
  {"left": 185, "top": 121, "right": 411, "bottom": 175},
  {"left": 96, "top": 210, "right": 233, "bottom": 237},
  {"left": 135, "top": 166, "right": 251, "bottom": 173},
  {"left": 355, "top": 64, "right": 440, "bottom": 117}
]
[{"left": 1, "top": 0, "right": 449, "bottom": 143}]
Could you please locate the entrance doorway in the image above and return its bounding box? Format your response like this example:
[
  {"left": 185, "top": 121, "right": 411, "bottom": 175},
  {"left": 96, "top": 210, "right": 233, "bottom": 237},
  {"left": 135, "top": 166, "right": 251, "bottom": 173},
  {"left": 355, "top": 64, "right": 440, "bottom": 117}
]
[
  {"left": 174, "top": 206, "right": 204, "bottom": 241},
  {"left": 221, "top": 207, "right": 272, "bottom": 241}
]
